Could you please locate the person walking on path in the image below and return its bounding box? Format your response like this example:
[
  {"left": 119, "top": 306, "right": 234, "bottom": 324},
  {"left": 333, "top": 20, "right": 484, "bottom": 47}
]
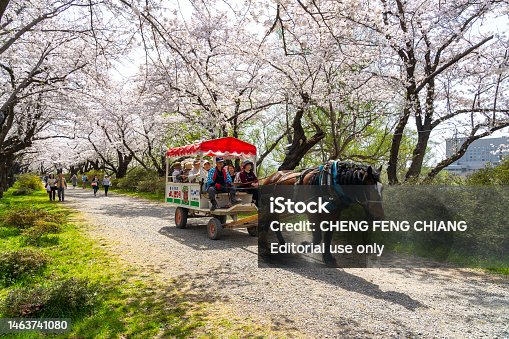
[
  {"left": 91, "top": 175, "right": 100, "bottom": 196},
  {"left": 46, "top": 174, "right": 56, "bottom": 201},
  {"left": 102, "top": 175, "right": 111, "bottom": 196},
  {"left": 56, "top": 173, "right": 68, "bottom": 202},
  {"left": 71, "top": 174, "right": 78, "bottom": 189},
  {"left": 82, "top": 174, "right": 88, "bottom": 189}
]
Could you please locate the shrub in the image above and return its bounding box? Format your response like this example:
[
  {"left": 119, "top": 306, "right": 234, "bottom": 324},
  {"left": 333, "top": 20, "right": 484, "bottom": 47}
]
[
  {"left": 12, "top": 187, "right": 34, "bottom": 196},
  {"left": 1, "top": 208, "right": 63, "bottom": 229},
  {"left": 22, "top": 221, "right": 62, "bottom": 246},
  {"left": 128, "top": 167, "right": 158, "bottom": 182},
  {"left": 16, "top": 173, "right": 43, "bottom": 191},
  {"left": 426, "top": 170, "right": 465, "bottom": 185},
  {"left": 466, "top": 158, "right": 509, "bottom": 185},
  {"left": 44, "top": 278, "right": 98, "bottom": 316},
  {"left": 110, "top": 178, "right": 120, "bottom": 187},
  {"left": 116, "top": 167, "right": 160, "bottom": 192},
  {"left": 83, "top": 170, "right": 105, "bottom": 181},
  {"left": 466, "top": 166, "right": 496, "bottom": 185},
  {"left": 1, "top": 278, "right": 98, "bottom": 317},
  {"left": 115, "top": 177, "right": 133, "bottom": 190},
  {"left": 137, "top": 179, "right": 165, "bottom": 194},
  {"left": 0, "top": 249, "right": 48, "bottom": 286},
  {"left": 1, "top": 286, "right": 47, "bottom": 317}
]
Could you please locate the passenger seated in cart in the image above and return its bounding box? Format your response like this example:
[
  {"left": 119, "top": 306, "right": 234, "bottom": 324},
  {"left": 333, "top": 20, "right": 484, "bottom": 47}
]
[
  {"left": 200, "top": 160, "right": 212, "bottom": 192},
  {"left": 187, "top": 159, "right": 201, "bottom": 183},
  {"left": 180, "top": 162, "right": 193, "bottom": 182},
  {"left": 171, "top": 162, "right": 182, "bottom": 182},
  {"left": 203, "top": 159, "right": 211, "bottom": 173},
  {"left": 206, "top": 157, "right": 242, "bottom": 211},
  {"left": 237, "top": 160, "right": 259, "bottom": 206},
  {"left": 227, "top": 164, "right": 236, "bottom": 178}
]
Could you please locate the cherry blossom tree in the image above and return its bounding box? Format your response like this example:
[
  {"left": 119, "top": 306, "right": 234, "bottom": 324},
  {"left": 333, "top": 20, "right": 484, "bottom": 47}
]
[
  {"left": 250, "top": 1, "right": 394, "bottom": 170},
  {"left": 4, "top": 0, "right": 509, "bottom": 190},
  {"left": 0, "top": 0, "right": 134, "bottom": 195},
  {"left": 1, "top": 1, "right": 93, "bottom": 195},
  {"left": 291, "top": 0, "right": 509, "bottom": 182},
  {"left": 115, "top": 0, "right": 282, "bottom": 140}
]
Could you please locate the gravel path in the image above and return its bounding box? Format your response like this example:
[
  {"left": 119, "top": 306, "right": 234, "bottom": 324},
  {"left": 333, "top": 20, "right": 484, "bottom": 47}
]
[{"left": 66, "top": 189, "right": 509, "bottom": 338}]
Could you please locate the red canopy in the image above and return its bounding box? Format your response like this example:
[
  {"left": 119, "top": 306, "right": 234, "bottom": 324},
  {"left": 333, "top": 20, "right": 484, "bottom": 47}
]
[{"left": 166, "top": 137, "right": 257, "bottom": 158}]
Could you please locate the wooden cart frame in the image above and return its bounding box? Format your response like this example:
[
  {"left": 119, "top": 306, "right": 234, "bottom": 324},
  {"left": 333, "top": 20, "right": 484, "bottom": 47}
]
[{"left": 165, "top": 137, "right": 259, "bottom": 239}]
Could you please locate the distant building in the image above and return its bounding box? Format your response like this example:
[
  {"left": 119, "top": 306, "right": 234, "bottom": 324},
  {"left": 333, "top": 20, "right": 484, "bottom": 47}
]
[{"left": 445, "top": 136, "right": 509, "bottom": 175}]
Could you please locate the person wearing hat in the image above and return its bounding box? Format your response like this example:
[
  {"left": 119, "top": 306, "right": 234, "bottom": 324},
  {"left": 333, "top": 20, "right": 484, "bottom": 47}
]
[
  {"left": 179, "top": 161, "right": 193, "bottom": 182},
  {"left": 206, "top": 157, "right": 241, "bottom": 211},
  {"left": 171, "top": 162, "right": 182, "bottom": 182},
  {"left": 199, "top": 160, "right": 212, "bottom": 192},
  {"left": 188, "top": 159, "right": 202, "bottom": 183},
  {"left": 237, "top": 159, "right": 259, "bottom": 206},
  {"left": 203, "top": 160, "right": 211, "bottom": 173}
]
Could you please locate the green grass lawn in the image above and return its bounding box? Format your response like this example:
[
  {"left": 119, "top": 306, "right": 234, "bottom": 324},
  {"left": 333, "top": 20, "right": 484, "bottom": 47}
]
[
  {"left": 0, "top": 189, "right": 287, "bottom": 338},
  {"left": 486, "top": 268, "right": 509, "bottom": 275}
]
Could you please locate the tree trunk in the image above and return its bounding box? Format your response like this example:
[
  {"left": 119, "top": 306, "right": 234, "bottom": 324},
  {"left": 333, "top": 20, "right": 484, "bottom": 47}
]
[
  {"left": 387, "top": 102, "right": 411, "bottom": 184},
  {"left": 278, "top": 98, "right": 325, "bottom": 170},
  {"left": 405, "top": 128, "right": 431, "bottom": 180},
  {"left": 157, "top": 154, "right": 165, "bottom": 177},
  {"left": 68, "top": 165, "right": 79, "bottom": 176},
  {"left": 0, "top": 0, "right": 10, "bottom": 23},
  {"left": 90, "top": 159, "right": 100, "bottom": 170},
  {"left": 0, "top": 154, "right": 14, "bottom": 198},
  {"left": 116, "top": 152, "right": 133, "bottom": 178},
  {"left": 387, "top": 36, "right": 418, "bottom": 184},
  {"left": 0, "top": 160, "right": 7, "bottom": 198},
  {"left": 426, "top": 145, "right": 470, "bottom": 181}
]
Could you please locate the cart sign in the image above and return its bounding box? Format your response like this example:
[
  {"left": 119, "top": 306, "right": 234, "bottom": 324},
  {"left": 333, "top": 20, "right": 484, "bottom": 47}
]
[
  {"left": 167, "top": 186, "right": 182, "bottom": 203},
  {"left": 190, "top": 187, "right": 200, "bottom": 206},
  {"left": 167, "top": 185, "right": 200, "bottom": 207}
]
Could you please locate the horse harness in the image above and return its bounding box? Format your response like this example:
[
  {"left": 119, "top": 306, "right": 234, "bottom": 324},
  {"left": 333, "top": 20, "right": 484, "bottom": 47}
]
[
  {"left": 270, "top": 161, "right": 378, "bottom": 207},
  {"left": 295, "top": 160, "right": 377, "bottom": 206}
]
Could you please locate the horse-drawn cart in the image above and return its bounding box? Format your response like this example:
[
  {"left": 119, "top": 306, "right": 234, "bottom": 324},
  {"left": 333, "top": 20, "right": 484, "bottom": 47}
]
[{"left": 165, "top": 137, "right": 258, "bottom": 240}]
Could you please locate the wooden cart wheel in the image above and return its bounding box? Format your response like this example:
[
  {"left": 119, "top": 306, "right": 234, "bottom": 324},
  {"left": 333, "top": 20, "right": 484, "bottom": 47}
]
[
  {"left": 208, "top": 218, "right": 222, "bottom": 240},
  {"left": 247, "top": 226, "right": 257, "bottom": 237},
  {"left": 175, "top": 207, "right": 188, "bottom": 229}
]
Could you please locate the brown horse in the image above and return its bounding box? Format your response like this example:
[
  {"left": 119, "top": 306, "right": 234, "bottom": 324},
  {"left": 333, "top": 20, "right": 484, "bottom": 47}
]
[{"left": 259, "top": 161, "right": 384, "bottom": 267}]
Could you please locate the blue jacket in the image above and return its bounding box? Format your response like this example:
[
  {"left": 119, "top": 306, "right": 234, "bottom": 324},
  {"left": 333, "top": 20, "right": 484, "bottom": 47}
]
[{"left": 207, "top": 167, "right": 232, "bottom": 189}]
